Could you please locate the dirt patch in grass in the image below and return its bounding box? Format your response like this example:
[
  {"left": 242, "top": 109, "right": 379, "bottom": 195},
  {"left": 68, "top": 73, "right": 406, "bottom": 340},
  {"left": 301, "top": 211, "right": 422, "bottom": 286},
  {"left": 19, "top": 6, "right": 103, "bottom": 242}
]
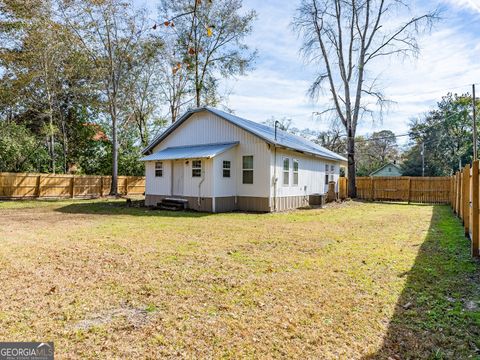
[{"left": 0, "top": 199, "right": 478, "bottom": 358}]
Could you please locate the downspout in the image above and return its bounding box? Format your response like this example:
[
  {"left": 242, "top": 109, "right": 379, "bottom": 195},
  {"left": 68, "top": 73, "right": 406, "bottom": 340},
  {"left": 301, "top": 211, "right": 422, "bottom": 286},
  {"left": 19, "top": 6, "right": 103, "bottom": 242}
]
[
  {"left": 198, "top": 159, "right": 205, "bottom": 207},
  {"left": 273, "top": 121, "right": 280, "bottom": 211},
  {"left": 273, "top": 146, "right": 277, "bottom": 211}
]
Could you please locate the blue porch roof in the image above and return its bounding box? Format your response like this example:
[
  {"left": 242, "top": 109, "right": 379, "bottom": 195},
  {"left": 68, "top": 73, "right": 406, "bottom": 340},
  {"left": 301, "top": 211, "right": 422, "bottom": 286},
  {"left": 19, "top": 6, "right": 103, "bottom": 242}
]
[{"left": 140, "top": 142, "right": 239, "bottom": 161}]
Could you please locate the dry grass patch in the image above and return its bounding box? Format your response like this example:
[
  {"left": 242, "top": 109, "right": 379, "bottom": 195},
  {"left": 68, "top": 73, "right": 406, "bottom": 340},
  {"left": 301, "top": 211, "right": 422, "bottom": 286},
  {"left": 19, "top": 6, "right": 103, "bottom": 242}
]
[{"left": 0, "top": 199, "right": 478, "bottom": 359}]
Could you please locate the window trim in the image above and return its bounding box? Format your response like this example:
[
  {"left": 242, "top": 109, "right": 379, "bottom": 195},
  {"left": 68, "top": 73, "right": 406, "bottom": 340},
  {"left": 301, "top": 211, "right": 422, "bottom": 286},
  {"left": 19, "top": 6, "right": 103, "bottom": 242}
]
[
  {"left": 155, "top": 161, "right": 163, "bottom": 177},
  {"left": 242, "top": 155, "right": 254, "bottom": 184},
  {"left": 283, "top": 157, "right": 290, "bottom": 186},
  {"left": 192, "top": 159, "right": 202, "bottom": 177},
  {"left": 222, "top": 160, "right": 231, "bottom": 178},
  {"left": 293, "top": 159, "right": 299, "bottom": 186}
]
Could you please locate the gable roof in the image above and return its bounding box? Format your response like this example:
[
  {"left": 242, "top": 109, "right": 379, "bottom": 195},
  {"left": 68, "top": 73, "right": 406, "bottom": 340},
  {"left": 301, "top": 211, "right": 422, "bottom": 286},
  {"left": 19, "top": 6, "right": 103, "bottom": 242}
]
[
  {"left": 369, "top": 162, "right": 402, "bottom": 176},
  {"left": 142, "top": 107, "right": 347, "bottom": 162}
]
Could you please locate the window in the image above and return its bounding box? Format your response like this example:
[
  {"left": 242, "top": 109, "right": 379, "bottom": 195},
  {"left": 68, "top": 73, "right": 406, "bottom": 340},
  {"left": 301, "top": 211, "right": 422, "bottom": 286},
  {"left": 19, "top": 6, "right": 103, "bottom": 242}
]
[
  {"left": 223, "top": 160, "right": 231, "bottom": 178},
  {"left": 155, "top": 162, "right": 163, "bottom": 177},
  {"left": 325, "top": 163, "right": 330, "bottom": 185},
  {"left": 388, "top": 167, "right": 392, "bottom": 172},
  {"left": 192, "top": 160, "right": 202, "bottom": 177},
  {"left": 242, "top": 155, "right": 253, "bottom": 184},
  {"left": 293, "top": 160, "right": 299, "bottom": 185},
  {"left": 283, "top": 158, "right": 289, "bottom": 186}
]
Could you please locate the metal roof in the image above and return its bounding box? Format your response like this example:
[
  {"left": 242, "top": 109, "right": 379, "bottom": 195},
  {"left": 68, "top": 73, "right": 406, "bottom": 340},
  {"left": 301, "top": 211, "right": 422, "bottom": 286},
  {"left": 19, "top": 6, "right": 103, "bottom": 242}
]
[
  {"left": 140, "top": 142, "right": 239, "bottom": 161},
  {"left": 142, "top": 107, "right": 347, "bottom": 162}
]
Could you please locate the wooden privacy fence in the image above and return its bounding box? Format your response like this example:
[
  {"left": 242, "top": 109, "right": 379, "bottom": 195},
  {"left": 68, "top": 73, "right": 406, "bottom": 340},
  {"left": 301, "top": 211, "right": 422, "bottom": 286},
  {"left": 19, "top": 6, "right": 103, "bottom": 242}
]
[
  {"left": 355, "top": 176, "right": 451, "bottom": 203},
  {"left": 0, "top": 172, "right": 145, "bottom": 199},
  {"left": 338, "top": 177, "right": 348, "bottom": 200},
  {"left": 451, "top": 161, "right": 479, "bottom": 258}
]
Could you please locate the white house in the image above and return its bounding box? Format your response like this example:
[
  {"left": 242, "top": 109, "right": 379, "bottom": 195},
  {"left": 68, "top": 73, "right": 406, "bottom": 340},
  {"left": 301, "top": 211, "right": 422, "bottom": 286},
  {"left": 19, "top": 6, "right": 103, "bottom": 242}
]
[{"left": 141, "top": 107, "right": 347, "bottom": 212}]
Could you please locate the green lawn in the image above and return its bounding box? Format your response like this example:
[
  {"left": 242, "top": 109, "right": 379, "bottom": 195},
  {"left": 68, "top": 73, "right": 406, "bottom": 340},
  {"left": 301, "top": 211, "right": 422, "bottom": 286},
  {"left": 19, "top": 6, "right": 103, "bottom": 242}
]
[{"left": 0, "top": 200, "right": 478, "bottom": 359}]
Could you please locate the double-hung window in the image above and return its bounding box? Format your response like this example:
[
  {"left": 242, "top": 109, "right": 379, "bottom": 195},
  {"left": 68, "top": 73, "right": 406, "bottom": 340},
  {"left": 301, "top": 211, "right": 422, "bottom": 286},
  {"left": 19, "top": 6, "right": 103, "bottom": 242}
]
[
  {"left": 223, "top": 161, "right": 231, "bottom": 178},
  {"left": 330, "top": 165, "right": 335, "bottom": 182},
  {"left": 155, "top": 162, "right": 163, "bottom": 177},
  {"left": 242, "top": 156, "right": 253, "bottom": 184},
  {"left": 283, "top": 158, "right": 290, "bottom": 186},
  {"left": 325, "top": 164, "right": 329, "bottom": 185},
  {"left": 192, "top": 160, "right": 202, "bottom": 177},
  {"left": 293, "top": 160, "right": 299, "bottom": 185}
]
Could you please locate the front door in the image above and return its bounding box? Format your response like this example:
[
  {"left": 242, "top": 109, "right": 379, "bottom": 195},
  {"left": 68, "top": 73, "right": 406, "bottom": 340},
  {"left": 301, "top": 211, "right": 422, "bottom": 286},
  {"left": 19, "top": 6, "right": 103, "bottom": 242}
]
[{"left": 172, "top": 160, "right": 184, "bottom": 196}]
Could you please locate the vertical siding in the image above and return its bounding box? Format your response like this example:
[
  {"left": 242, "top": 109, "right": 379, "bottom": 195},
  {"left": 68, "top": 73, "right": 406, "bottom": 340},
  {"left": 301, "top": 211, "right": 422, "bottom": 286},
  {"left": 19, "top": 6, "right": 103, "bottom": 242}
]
[
  {"left": 182, "top": 158, "right": 213, "bottom": 197},
  {"left": 213, "top": 147, "right": 237, "bottom": 197},
  {"left": 371, "top": 164, "right": 402, "bottom": 177},
  {"left": 270, "top": 148, "right": 342, "bottom": 197},
  {"left": 145, "top": 160, "right": 172, "bottom": 195},
  {"left": 149, "top": 111, "right": 271, "bottom": 198}
]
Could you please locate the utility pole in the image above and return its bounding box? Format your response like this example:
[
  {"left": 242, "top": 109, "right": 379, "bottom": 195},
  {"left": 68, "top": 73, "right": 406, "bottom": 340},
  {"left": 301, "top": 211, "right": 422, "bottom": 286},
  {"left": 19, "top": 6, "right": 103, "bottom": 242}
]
[
  {"left": 474, "top": 84, "right": 477, "bottom": 160},
  {"left": 421, "top": 142, "right": 425, "bottom": 177}
]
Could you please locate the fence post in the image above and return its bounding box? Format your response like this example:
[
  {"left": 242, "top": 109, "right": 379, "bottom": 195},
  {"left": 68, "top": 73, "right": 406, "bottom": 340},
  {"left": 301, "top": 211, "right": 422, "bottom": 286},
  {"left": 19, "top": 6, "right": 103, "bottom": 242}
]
[
  {"left": 451, "top": 175, "right": 454, "bottom": 210},
  {"left": 70, "top": 176, "right": 75, "bottom": 198},
  {"left": 124, "top": 177, "right": 128, "bottom": 195},
  {"left": 460, "top": 172, "right": 464, "bottom": 220},
  {"left": 464, "top": 165, "right": 470, "bottom": 235},
  {"left": 100, "top": 176, "right": 104, "bottom": 197},
  {"left": 35, "top": 175, "right": 41, "bottom": 198},
  {"left": 472, "top": 160, "right": 479, "bottom": 257},
  {"left": 456, "top": 172, "right": 462, "bottom": 216}
]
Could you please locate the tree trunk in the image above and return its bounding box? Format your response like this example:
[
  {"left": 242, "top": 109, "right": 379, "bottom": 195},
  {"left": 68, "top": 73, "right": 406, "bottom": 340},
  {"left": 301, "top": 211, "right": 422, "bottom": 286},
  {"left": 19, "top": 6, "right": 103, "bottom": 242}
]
[
  {"left": 110, "top": 115, "right": 118, "bottom": 196},
  {"left": 347, "top": 135, "right": 356, "bottom": 198},
  {"left": 49, "top": 114, "right": 55, "bottom": 174}
]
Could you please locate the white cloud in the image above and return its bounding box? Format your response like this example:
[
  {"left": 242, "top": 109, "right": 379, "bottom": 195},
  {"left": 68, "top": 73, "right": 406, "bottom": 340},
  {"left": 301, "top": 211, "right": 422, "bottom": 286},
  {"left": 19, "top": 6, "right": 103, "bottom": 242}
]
[
  {"left": 442, "top": 0, "right": 480, "bottom": 13},
  {"left": 220, "top": 0, "right": 480, "bottom": 144}
]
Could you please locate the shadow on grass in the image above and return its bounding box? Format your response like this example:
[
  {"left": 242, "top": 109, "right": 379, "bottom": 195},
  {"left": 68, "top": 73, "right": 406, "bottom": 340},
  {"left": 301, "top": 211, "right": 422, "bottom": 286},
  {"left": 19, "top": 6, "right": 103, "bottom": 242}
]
[
  {"left": 353, "top": 199, "right": 440, "bottom": 207},
  {"left": 55, "top": 201, "right": 211, "bottom": 218},
  {"left": 365, "top": 205, "right": 480, "bottom": 359}
]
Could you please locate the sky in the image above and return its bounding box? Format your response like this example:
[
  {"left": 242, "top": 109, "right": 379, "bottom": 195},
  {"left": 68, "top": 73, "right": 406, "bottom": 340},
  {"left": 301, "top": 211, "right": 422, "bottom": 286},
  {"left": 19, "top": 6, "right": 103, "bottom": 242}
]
[{"left": 139, "top": 0, "right": 480, "bottom": 145}]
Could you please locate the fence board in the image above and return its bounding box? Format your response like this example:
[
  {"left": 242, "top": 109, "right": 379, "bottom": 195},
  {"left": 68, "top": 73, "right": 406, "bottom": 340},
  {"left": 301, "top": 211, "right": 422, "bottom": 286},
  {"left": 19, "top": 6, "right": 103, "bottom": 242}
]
[
  {"left": 0, "top": 172, "right": 145, "bottom": 199},
  {"left": 355, "top": 176, "right": 451, "bottom": 204},
  {"left": 449, "top": 162, "right": 480, "bottom": 258}
]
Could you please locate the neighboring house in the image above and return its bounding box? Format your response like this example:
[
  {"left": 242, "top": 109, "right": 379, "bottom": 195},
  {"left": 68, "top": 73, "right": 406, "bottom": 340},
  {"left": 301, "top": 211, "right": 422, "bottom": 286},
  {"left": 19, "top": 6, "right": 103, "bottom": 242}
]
[
  {"left": 370, "top": 162, "right": 402, "bottom": 177},
  {"left": 141, "top": 107, "right": 347, "bottom": 212}
]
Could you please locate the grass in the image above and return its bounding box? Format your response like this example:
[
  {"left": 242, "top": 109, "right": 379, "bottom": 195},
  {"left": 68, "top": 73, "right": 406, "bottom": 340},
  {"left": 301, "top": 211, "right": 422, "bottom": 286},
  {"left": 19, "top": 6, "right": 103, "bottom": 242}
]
[{"left": 0, "top": 199, "right": 478, "bottom": 359}]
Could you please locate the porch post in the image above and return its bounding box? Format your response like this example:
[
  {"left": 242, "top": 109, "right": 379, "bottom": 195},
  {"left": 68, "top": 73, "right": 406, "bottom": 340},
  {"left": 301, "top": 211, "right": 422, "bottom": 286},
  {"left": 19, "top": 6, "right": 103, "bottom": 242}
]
[{"left": 170, "top": 160, "right": 174, "bottom": 196}]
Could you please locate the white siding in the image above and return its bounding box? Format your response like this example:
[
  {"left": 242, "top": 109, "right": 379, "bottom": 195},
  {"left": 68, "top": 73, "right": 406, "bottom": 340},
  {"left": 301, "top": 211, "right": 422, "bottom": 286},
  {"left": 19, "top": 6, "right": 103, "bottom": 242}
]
[
  {"left": 270, "top": 148, "right": 341, "bottom": 197},
  {"left": 145, "top": 160, "right": 171, "bottom": 195},
  {"left": 148, "top": 111, "right": 271, "bottom": 198},
  {"left": 182, "top": 158, "right": 213, "bottom": 197},
  {"left": 213, "top": 147, "right": 237, "bottom": 197}
]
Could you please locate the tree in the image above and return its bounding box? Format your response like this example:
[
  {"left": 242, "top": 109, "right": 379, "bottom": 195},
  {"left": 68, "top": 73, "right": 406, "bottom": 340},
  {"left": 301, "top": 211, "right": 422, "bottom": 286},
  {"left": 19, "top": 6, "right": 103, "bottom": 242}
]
[
  {"left": 158, "top": 0, "right": 256, "bottom": 109},
  {"left": 402, "top": 93, "right": 479, "bottom": 176},
  {"left": 294, "top": 0, "right": 437, "bottom": 197},
  {"left": 354, "top": 130, "right": 399, "bottom": 176},
  {"left": 0, "top": 120, "right": 49, "bottom": 172},
  {"left": 308, "top": 119, "right": 347, "bottom": 154},
  {"left": 156, "top": 38, "right": 193, "bottom": 123},
  {"left": 123, "top": 37, "right": 168, "bottom": 146},
  {"left": 263, "top": 116, "right": 294, "bottom": 132},
  {"left": 0, "top": 0, "right": 98, "bottom": 174},
  {"left": 60, "top": 0, "right": 148, "bottom": 194}
]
